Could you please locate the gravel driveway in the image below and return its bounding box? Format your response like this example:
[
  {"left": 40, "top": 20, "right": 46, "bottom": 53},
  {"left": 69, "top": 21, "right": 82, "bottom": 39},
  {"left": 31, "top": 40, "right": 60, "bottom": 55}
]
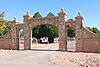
[
  {"left": 0, "top": 40, "right": 77, "bottom": 67},
  {"left": 0, "top": 50, "right": 75, "bottom": 67}
]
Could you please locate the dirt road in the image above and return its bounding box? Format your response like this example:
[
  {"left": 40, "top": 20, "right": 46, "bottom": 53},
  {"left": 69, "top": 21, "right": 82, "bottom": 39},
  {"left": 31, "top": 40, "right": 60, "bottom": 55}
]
[{"left": 0, "top": 50, "right": 76, "bottom": 67}]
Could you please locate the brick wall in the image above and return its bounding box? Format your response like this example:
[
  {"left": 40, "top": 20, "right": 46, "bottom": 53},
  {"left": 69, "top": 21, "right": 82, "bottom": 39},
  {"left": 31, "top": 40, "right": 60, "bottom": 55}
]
[
  {"left": 79, "top": 27, "right": 100, "bottom": 52},
  {"left": 0, "top": 32, "right": 15, "bottom": 49}
]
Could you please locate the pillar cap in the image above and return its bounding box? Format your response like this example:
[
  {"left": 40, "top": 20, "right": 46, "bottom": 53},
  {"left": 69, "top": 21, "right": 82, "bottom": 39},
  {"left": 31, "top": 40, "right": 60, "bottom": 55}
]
[
  {"left": 24, "top": 10, "right": 31, "bottom": 16},
  {"left": 14, "top": 16, "right": 16, "bottom": 21},
  {"left": 75, "top": 11, "right": 84, "bottom": 20},
  {"left": 58, "top": 8, "right": 67, "bottom": 16},
  {"left": 61, "top": 8, "right": 64, "bottom": 12},
  {"left": 78, "top": 11, "right": 81, "bottom": 16},
  {"left": 26, "top": 10, "right": 29, "bottom": 15},
  {"left": 23, "top": 10, "right": 32, "bottom": 18},
  {"left": 12, "top": 16, "right": 19, "bottom": 24}
]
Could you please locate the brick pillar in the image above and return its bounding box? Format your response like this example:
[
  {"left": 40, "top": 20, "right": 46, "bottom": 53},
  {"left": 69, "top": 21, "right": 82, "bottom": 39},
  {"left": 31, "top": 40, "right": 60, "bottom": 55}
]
[
  {"left": 75, "top": 12, "right": 84, "bottom": 52},
  {"left": 11, "top": 17, "right": 18, "bottom": 50},
  {"left": 23, "top": 11, "right": 32, "bottom": 50},
  {"left": 16, "top": 30, "right": 19, "bottom": 50},
  {"left": 58, "top": 8, "right": 67, "bottom": 51}
]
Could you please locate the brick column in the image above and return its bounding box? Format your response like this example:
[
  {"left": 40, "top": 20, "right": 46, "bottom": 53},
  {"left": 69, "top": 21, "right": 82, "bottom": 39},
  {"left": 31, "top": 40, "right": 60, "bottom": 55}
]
[
  {"left": 75, "top": 12, "right": 84, "bottom": 52},
  {"left": 16, "top": 30, "right": 19, "bottom": 50},
  {"left": 58, "top": 8, "right": 67, "bottom": 51},
  {"left": 11, "top": 17, "right": 18, "bottom": 50},
  {"left": 23, "top": 11, "right": 32, "bottom": 50}
]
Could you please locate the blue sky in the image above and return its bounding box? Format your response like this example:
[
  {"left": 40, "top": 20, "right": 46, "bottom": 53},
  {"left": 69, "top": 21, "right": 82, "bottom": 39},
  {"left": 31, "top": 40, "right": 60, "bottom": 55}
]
[{"left": 0, "top": 0, "right": 100, "bottom": 29}]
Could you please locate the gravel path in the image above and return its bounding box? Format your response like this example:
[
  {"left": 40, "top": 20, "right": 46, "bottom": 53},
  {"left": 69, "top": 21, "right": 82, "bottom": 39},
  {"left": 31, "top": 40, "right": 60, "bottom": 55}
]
[
  {"left": 0, "top": 42, "right": 77, "bottom": 67},
  {"left": 0, "top": 50, "right": 68, "bottom": 67},
  {"left": 50, "top": 52, "right": 100, "bottom": 67},
  {"left": 0, "top": 41, "right": 99, "bottom": 67}
]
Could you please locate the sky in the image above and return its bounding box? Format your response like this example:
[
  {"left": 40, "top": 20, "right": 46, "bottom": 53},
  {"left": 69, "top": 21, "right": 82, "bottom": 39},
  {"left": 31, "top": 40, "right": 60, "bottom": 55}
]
[{"left": 0, "top": 0, "right": 100, "bottom": 29}]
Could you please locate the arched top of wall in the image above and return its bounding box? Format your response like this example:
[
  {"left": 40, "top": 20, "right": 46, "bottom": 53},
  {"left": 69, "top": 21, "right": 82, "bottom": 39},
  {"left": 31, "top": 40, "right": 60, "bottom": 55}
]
[
  {"left": 66, "top": 21, "right": 76, "bottom": 28},
  {"left": 16, "top": 24, "right": 24, "bottom": 31},
  {"left": 28, "top": 16, "right": 59, "bottom": 30}
]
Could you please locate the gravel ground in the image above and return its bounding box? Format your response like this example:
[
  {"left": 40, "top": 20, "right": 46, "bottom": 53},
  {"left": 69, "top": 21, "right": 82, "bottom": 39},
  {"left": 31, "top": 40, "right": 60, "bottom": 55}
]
[
  {"left": 0, "top": 41, "right": 100, "bottom": 67},
  {"left": 0, "top": 50, "right": 74, "bottom": 67},
  {"left": 49, "top": 52, "right": 100, "bottom": 67},
  {"left": 0, "top": 50, "right": 19, "bottom": 56}
]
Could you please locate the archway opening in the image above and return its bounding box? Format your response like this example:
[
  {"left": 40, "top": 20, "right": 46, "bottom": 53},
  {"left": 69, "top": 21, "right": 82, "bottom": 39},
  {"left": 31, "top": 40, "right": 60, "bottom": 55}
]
[
  {"left": 31, "top": 24, "right": 59, "bottom": 51},
  {"left": 67, "top": 27, "right": 76, "bottom": 51},
  {"left": 19, "top": 29, "right": 24, "bottom": 50}
]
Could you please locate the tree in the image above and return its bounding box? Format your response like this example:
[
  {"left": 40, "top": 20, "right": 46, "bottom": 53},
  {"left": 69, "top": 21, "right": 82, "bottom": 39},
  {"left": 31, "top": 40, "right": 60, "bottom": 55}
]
[
  {"left": 46, "top": 12, "right": 58, "bottom": 43},
  {"left": 33, "top": 12, "right": 42, "bottom": 18},
  {"left": 0, "top": 12, "right": 5, "bottom": 18},
  {"left": 66, "top": 18, "right": 75, "bottom": 37},
  {"left": 0, "top": 12, "right": 11, "bottom": 36},
  {"left": 91, "top": 27, "right": 100, "bottom": 34},
  {"left": 86, "top": 27, "right": 100, "bottom": 34},
  {"left": 32, "top": 25, "right": 40, "bottom": 39},
  {"left": 48, "top": 25, "right": 58, "bottom": 43},
  {"left": 86, "top": 27, "right": 92, "bottom": 31},
  {"left": 32, "top": 12, "right": 58, "bottom": 43},
  {"left": 47, "top": 12, "right": 55, "bottom": 17},
  {"left": 32, "top": 12, "right": 42, "bottom": 39},
  {"left": 0, "top": 20, "right": 11, "bottom": 36},
  {"left": 32, "top": 24, "right": 58, "bottom": 43},
  {"left": 67, "top": 27, "right": 75, "bottom": 38},
  {"left": 67, "top": 19, "right": 74, "bottom": 21}
]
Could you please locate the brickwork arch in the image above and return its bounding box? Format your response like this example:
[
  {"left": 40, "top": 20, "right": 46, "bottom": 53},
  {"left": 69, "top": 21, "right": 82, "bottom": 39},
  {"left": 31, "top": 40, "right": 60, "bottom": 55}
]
[
  {"left": 29, "top": 17, "right": 59, "bottom": 30},
  {"left": 23, "top": 9, "right": 67, "bottom": 51}
]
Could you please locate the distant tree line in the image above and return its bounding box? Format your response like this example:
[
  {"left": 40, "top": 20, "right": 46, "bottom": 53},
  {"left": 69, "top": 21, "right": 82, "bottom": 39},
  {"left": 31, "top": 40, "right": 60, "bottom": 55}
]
[{"left": 86, "top": 27, "right": 100, "bottom": 34}]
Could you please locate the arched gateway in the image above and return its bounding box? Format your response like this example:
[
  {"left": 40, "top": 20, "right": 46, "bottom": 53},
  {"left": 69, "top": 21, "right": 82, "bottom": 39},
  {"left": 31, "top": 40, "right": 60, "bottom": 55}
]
[
  {"left": 0, "top": 9, "right": 100, "bottom": 52},
  {"left": 20, "top": 9, "right": 67, "bottom": 51}
]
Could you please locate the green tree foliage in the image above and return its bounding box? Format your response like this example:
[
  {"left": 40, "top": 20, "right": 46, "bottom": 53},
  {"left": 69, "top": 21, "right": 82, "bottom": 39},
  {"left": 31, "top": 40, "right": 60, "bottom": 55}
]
[
  {"left": 67, "top": 19, "right": 74, "bottom": 21},
  {"left": 0, "top": 12, "right": 11, "bottom": 36},
  {"left": 32, "top": 25, "right": 40, "bottom": 39},
  {"left": 86, "top": 27, "right": 100, "bottom": 34},
  {"left": 32, "top": 12, "right": 58, "bottom": 43},
  {"left": 47, "top": 12, "right": 55, "bottom": 17},
  {"left": 33, "top": 12, "right": 42, "bottom": 18},
  {"left": 0, "top": 12, "right": 5, "bottom": 18},
  {"left": 32, "top": 24, "right": 58, "bottom": 43},
  {"left": 91, "top": 27, "right": 100, "bottom": 34},
  {"left": 86, "top": 27, "right": 92, "bottom": 31},
  {"left": 67, "top": 27, "right": 75, "bottom": 38},
  {"left": 66, "top": 18, "right": 75, "bottom": 37},
  {"left": 0, "top": 20, "right": 11, "bottom": 36}
]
